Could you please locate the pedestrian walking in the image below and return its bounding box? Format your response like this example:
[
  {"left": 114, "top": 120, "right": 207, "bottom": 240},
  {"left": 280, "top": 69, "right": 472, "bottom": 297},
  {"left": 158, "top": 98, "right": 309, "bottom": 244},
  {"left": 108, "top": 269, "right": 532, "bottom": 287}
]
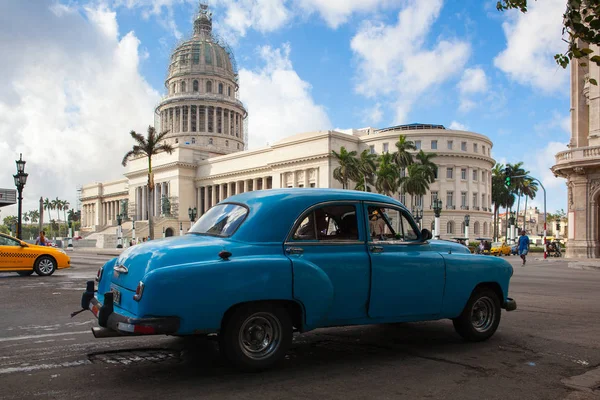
[
  {"left": 35, "top": 230, "right": 47, "bottom": 246},
  {"left": 518, "top": 230, "right": 530, "bottom": 266}
]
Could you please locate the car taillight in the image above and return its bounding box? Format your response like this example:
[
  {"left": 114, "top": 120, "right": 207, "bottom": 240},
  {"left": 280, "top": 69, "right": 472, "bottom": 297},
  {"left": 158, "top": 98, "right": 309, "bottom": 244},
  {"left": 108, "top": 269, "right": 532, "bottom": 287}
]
[
  {"left": 96, "top": 267, "right": 103, "bottom": 282},
  {"left": 133, "top": 281, "right": 145, "bottom": 301}
]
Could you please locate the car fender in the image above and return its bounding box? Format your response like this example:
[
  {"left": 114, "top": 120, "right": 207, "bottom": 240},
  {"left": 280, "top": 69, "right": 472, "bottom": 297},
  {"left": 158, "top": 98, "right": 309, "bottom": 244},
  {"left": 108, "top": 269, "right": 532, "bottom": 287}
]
[
  {"left": 440, "top": 253, "right": 512, "bottom": 317},
  {"left": 137, "top": 255, "right": 294, "bottom": 335},
  {"left": 289, "top": 258, "right": 335, "bottom": 329}
]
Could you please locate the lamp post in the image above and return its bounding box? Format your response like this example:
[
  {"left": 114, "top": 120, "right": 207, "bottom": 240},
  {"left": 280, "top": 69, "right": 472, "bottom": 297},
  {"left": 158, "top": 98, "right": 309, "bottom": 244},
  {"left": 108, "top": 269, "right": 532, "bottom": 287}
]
[
  {"left": 411, "top": 205, "right": 423, "bottom": 229},
  {"left": 433, "top": 198, "right": 442, "bottom": 239},
  {"left": 132, "top": 220, "right": 136, "bottom": 244},
  {"left": 67, "top": 220, "right": 73, "bottom": 248},
  {"left": 179, "top": 221, "right": 183, "bottom": 237},
  {"left": 188, "top": 207, "right": 197, "bottom": 223},
  {"left": 464, "top": 214, "right": 470, "bottom": 242},
  {"left": 116, "top": 213, "right": 123, "bottom": 248},
  {"left": 13, "top": 153, "right": 28, "bottom": 240},
  {"left": 508, "top": 212, "right": 516, "bottom": 245}
]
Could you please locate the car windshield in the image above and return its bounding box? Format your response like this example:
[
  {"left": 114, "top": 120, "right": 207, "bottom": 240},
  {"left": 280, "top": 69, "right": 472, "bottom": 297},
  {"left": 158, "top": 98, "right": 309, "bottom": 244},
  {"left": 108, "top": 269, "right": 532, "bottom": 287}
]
[
  {"left": 492, "top": 242, "right": 502, "bottom": 247},
  {"left": 188, "top": 204, "right": 248, "bottom": 237}
]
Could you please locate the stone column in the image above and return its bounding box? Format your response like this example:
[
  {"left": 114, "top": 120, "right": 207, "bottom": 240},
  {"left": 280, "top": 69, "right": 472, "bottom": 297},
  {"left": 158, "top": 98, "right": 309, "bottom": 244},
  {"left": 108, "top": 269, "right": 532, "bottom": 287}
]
[
  {"left": 211, "top": 185, "right": 217, "bottom": 207},
  {"left": 221, "top": 108, "right": 225, "bottom": 134},
  {"left": 243, "top": 179, "right": 249, "bottom": 192},
  {"left": 303, "top": 170, "right": 309, "bottom": 188},
  {"left": 179, "top": 107, "right": 183, "bottom": 133},
  {"left": 196, "top": 105, "right": 200, "bottom": 133},
  {"left": 204, "top": 187, "right": 210, "bottom": 212},
  {"left": 187, "top": 106, "right": 192, "bottom": 133},
  {"left": 254, "top": 178, "right": 260, "bottom": 191},
  {"left": 262, "top": 177, "right": 268, "bottom": 190},
  {"left": 240, "top": 114, "right": 244, "bottom": 139},
  {"left": 205, "top": 106, "right": 209, "bottom": 132},
  {"left": 213, "top": 107, "right": 217, "bottom": 133},
  {"left": 142, "top": 186, "right": 147, "bottom": 220}
]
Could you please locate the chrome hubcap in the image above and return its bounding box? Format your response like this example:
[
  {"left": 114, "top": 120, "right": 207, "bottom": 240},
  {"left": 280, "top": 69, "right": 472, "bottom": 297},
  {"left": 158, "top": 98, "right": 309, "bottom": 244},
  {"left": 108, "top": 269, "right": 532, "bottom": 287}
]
[
  {"left": 39, "top": 259, "right": 54, "bottom": 274},
  {"left": 471, "top": 296, "right": 495, "bottom": 332},
  {"left": 239, "top": 312, "right": 281, "bottom": 360}
]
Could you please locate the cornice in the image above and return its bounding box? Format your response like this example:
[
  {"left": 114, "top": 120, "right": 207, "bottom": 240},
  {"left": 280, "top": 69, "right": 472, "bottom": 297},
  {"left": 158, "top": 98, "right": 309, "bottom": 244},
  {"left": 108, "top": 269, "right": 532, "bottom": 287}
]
[{"left": 124, "top": 161, "right": 197, "bottom": 178}]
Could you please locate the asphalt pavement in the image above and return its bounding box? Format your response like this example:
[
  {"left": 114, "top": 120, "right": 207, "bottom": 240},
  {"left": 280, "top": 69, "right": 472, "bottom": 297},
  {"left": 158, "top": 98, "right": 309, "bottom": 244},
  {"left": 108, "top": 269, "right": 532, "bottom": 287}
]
[{"left": 0, "top": 251, "right": 599, "bottom": 399}]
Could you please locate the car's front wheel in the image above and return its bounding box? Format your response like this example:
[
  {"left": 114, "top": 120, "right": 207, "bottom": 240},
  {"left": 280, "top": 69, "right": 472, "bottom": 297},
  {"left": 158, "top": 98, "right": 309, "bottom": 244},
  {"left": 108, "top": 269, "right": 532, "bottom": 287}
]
[
  {"left": 34, "top": 256, "right": 56, "bottom": 276},
  {"left": 452, "top": 288, "right": 501, "bottom": 342},
  {"left": 220, "top": 303, "right": 292, "bottom": 371}
]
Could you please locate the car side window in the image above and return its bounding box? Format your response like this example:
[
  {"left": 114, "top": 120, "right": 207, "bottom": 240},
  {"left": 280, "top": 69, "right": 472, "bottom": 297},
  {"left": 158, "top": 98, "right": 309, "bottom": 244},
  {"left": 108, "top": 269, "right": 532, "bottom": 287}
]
[
  {"left": 0, "top": 236, "right": 19, "bottom": 246},
  {"left": 292, "top": 204, "right": 359, "bottom": 241},
  {"left": 368, "top": 205, "right": 419, "bottom": 242}
]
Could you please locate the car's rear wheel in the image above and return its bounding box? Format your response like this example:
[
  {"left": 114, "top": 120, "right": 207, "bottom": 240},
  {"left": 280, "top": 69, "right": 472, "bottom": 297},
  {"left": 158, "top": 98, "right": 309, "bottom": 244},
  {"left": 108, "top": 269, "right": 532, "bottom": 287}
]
[
  {"left": 452, "top": 288, "right": 501, "bottom": 342},
  {"left": 219, "top": 303, "right": 292, "bottom": 371},
  {"left": 17, "top": 271, "right": 34, "bottom": 276},
  {"left": 34, "top": 256, "right": 56, "bottom": 276}
]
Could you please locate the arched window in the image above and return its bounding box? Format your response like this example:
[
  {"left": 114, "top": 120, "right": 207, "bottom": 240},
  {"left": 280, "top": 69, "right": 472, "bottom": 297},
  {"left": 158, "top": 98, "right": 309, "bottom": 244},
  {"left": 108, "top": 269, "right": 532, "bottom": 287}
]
[
  {"left": 209, "top": 138, "right": 213, "bottom": 145},
  {"left": 206, "top": 81, "right": 212, "bottom": 93},
  {"left": 483, "top": 222, "right": 488, "bottom": 236},
  {"left": 474, "top": 221, "right": 480, "bottom": 235},
  {"left": 193, "top": 80, "right": 198, "bottom": 92},
  {"left": 447, "top": 221, "right": 454, "bottom": 234},
  {"left": 218, "top": 83, "right": 223, "bottom": 94},
  {"left": 180, "top": 81, "right": 186, "bottom": 92},
  {"left": 225, "top": 140, "right": 229, "bottom": 147}
]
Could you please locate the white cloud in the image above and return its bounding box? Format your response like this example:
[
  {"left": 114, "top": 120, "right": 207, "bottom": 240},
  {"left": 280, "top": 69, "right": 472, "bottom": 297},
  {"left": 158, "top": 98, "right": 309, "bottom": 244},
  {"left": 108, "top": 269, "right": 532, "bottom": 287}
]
[
  {"left": 220, "top": 0, "right": 291, "bottom": 36},
  {"left": 350, "top": 0, "right": 470, "bottom": 123},
  {"left": 0, "top": 1, "right": 159, "bottom": 219},
  {"left": 533, "top": 111, "right": 571, "bottom": 138},
  {"left": 458, "top": 67, "right": 488, "bottom": 94},
  {"left": 238, "top": 43, "right": 332, "bottom": 148},
  {"left": 363, "top": 103, "right": 383, "bottom": 125},
  {"left": 494, "top": 0, "right": 568, "bottom": 92},
  {"left": 297, "top": 0, "right": 403, "bottom": 28},
  {"left": 448, "top": 121, "right": 469, "bottom": 131},
  {"left": 457, "top": 67, "right": 487, "bottom": 113},
  {"left": 528, "top": 141, "right": 568, "bottom": 212}
]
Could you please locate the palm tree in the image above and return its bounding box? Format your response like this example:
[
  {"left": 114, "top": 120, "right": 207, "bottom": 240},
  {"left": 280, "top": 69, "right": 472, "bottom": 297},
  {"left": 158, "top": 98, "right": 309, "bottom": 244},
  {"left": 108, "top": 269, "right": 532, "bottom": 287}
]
[
  {"left": 122, "top": 126, "right": 174, "bottom": 240},
  {"left": 375, "top": 152, "right": 399, "bottom": 196},
  {"left": 392, "top": 135, "right": 416, "bottom": 168},
  {"left": 52, "top": 197, "right": 63, "bottom": 236},
  {"left": 400, "top": 164, "right": 431, "bottom": 203},
  {"left": 23, "top": 212, "right": 30, "bottom": 225},
  {"left": 491, "top": 163, "right": 508, "bottom": 241},
  {"left": 61, "top": 200, "right": 70, "bottom": 236},
  {"left": 29, "top": 210, "right": 39, "bottom": 226},
  {"left": 331, "top": 147, "right": 359, "bottom": 190},
  {"left": 43, "top": 198, "right": 52, "bottom": 236},
  {"left": 355, "top": 150, "right": 378, "bottom": 191}
]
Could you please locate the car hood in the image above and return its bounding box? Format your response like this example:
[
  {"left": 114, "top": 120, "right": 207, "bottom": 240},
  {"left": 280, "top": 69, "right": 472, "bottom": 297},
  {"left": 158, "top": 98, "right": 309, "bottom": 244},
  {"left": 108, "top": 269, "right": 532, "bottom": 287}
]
[
  {"left": 428, "top": 240, "right": 471, "bottom": 254},
  {"left": 111, "top": 234, "right": 235, "bottom": 290}
]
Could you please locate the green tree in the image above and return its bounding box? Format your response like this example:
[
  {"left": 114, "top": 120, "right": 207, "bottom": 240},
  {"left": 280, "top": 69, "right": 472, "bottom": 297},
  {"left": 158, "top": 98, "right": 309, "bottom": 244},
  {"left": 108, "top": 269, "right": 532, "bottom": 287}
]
[
  {"left": 122, "top": 126, "right": 174, "bottom": 240},
  {"left": 354, "top": 150, "right": 378, "bottom": 191},
  {"left": 498, "top": 0, "right": 600, "bottom": 79},
  {"left": 492, "top": 163, "right": 510, "bottom": 240},
  {"left": 331, "top": 147, "right": 359, "bottom": 190},
  {"left": 414, "top": 150, "right": 438, "bottom": 184},
  {"left": 392, "top": 135, "right": 416, "bottom": 168},
  {"left": 23, "top": 212, "right": 30, "bottom": 225},
  {"left": 375, "top": 152, "right": 399, "bottom": 196},
  {"left": 43, "top": 198, "right": 52, "bottom": 235},
  {"left": 61, "top": 200, "right": 70, "bottom": 236},
  {"left": 29, "top": 210, "right": 40, "bottom": 226},
  {"left": 400, "top": 164, "right": 431, "bottom": 202},
  {"left": 522, "top": 178, "right": 538, "bottom": 232}
]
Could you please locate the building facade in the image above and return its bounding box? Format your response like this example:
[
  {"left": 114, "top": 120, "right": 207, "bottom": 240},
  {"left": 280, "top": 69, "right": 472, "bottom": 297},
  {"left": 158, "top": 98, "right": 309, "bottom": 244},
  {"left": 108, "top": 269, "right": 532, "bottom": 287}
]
[
  {"left": 552, "top": 43, "right": 600, "bottom": 258},
  {"left": 80, "top": 5, "right": 495, "bottom": 245}
]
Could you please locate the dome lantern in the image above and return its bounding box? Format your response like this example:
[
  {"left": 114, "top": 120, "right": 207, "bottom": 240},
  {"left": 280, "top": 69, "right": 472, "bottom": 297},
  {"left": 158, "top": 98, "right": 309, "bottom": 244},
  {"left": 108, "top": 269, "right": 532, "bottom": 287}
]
[{"left": 194, "top": 3, "right": 212, "bottom": 37}]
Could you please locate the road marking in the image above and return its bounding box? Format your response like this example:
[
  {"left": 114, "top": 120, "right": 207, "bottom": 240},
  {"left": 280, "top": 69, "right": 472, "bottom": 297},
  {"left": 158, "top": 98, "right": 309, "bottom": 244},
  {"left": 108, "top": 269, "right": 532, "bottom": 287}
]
[
  {"left": 0, "top": 331, "right": 89, "bottom": 343},
  {"left": 0, "top": 360, "right": 89, "bottom": 374}
]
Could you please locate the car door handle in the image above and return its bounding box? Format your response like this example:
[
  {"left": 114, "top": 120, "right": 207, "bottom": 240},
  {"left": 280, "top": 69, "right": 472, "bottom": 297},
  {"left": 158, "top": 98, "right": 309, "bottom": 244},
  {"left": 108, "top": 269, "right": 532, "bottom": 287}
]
[
  {"left": 285, "top": 247, "right": 304, "bottom": 255},
  {"left": 370, "top": 246, "right": 384, "bottom": 253}
]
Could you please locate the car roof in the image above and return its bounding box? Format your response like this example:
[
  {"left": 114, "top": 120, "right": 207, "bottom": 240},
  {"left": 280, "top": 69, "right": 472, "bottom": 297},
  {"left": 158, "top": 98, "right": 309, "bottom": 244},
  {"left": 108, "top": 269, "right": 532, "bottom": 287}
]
[{"left": 223, "top": 188, "right": 407, "bottom": 242}]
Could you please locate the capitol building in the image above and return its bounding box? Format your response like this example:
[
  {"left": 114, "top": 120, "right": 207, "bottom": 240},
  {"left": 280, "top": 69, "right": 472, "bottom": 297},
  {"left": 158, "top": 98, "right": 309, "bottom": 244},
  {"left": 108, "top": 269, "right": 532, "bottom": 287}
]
[{"left": 80, "top": 4, "right": 495, "bottom": 246}]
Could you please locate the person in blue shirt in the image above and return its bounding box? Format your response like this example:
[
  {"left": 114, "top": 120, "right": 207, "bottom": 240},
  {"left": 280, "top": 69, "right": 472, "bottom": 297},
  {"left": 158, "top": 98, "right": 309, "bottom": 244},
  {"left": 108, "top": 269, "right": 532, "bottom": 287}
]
[{"left": 518, "top": 230, "right": 530, "bottom": 266}]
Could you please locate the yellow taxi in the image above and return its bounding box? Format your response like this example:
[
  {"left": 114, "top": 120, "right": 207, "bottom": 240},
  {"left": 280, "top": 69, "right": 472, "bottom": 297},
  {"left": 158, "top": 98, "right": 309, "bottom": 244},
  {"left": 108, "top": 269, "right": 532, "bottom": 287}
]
[
  {"left": 490, "top": 241, "right": 512, "bottom": 256},
  {"left": 0, "top": 233, "right": 70, "bottom": 276}
]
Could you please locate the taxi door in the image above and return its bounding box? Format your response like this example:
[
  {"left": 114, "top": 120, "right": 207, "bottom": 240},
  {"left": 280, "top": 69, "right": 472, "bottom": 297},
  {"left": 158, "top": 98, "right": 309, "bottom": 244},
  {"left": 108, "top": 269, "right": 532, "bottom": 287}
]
[{"left": 0, "top": 235, "right": 27, "bottom": 269}]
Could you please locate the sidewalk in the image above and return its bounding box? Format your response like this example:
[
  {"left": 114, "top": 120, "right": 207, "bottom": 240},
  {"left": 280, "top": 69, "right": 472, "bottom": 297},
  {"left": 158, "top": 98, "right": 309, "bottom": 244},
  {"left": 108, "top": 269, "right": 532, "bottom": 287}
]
[
  {"left": 68, "top": 247, "right": 125, "bottom": 257},
  {"left": 532, "top": 256, "right": 600, "bottom": 271}
]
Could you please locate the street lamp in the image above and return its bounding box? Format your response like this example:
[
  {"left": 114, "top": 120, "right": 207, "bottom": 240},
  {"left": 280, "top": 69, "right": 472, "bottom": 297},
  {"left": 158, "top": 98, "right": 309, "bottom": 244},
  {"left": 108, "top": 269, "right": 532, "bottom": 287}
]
[
  {"left": 411, "top": 205, "right": 423, "bottom": 229},
  {"left": 67, "top": 220, "right": 73, "bottom": 248},
  {"left": 13, "top": 153, "right": 28, "bottom": 240},
  {"left": 432, "top": 198, "right": 442, "bottom": 239},
  {"left": 464, "top": 214, "right": 470, "bottom": 241},
  {"left": 508, "top": 212, "right": 516, "bottom": 244},
  {"left": 188, "top": 207, "right": 197, "bottom": 223},
  {"left": 116, "top": 213, "right": 123, "bottom": 248}
]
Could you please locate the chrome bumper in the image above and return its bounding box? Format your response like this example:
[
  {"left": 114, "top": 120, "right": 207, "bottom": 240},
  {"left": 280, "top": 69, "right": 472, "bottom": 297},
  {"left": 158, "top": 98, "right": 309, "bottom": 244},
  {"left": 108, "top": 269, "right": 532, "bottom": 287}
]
[
  {"left": 81, "top": 280, "right": 180, "bottom": 337},
  {"left": 503, "top": 298, "right": 517, "bottom": 312}
]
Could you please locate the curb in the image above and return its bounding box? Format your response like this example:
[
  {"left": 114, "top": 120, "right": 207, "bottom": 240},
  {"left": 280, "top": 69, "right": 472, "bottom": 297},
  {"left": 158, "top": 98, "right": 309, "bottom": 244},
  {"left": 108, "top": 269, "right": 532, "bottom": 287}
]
[{"left": 568, "top": 262, "right": 600, "bottom": 271}]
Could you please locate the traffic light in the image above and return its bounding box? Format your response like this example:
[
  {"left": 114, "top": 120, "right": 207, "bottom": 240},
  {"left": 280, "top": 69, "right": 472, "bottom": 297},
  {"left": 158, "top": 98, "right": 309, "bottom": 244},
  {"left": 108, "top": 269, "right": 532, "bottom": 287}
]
[
  {"left": 504, "top": 167, "right": 511, "bottom": 187},
  {"left": 505, "top": 175, "right": 511, "bottom": 186}
]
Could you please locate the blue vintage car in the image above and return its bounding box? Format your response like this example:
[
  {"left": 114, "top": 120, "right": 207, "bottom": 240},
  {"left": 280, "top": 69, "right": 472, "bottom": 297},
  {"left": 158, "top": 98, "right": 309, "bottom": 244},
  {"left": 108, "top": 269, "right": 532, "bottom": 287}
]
[{"left": 79, "top": 189, "right": 516, "bottom": 371}]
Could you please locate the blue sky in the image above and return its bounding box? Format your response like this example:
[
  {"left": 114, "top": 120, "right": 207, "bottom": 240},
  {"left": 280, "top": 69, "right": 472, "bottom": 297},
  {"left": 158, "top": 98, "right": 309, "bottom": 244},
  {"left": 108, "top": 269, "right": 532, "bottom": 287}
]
[{"left": 0, "top": 0, "right": 570, "bottom": 217}]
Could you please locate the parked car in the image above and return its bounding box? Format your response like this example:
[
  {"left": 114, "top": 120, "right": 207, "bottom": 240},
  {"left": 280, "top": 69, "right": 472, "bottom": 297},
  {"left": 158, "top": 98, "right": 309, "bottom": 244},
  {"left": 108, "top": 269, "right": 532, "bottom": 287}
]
[
  {"left": 79, "top": 189, "right": 517, "bottom": 371},
  {"left": 0, "top": 233, "right": 70, "bottom": 276},
  {"left": 490, "top": 241, "right": 511, "bottom": 256}
]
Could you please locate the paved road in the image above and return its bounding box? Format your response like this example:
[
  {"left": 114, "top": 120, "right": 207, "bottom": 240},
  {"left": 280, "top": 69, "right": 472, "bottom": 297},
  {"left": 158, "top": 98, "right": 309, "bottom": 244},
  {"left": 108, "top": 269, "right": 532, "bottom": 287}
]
[{"left": 0, "top": 252, "right": 599, "bottom": 399}]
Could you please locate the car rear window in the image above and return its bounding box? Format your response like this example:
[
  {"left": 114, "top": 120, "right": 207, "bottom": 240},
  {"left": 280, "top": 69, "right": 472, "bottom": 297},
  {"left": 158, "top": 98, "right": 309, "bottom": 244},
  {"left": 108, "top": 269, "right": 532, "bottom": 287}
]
[{"left": 188, "top": 204, "right": 248, "bottom": 237}]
